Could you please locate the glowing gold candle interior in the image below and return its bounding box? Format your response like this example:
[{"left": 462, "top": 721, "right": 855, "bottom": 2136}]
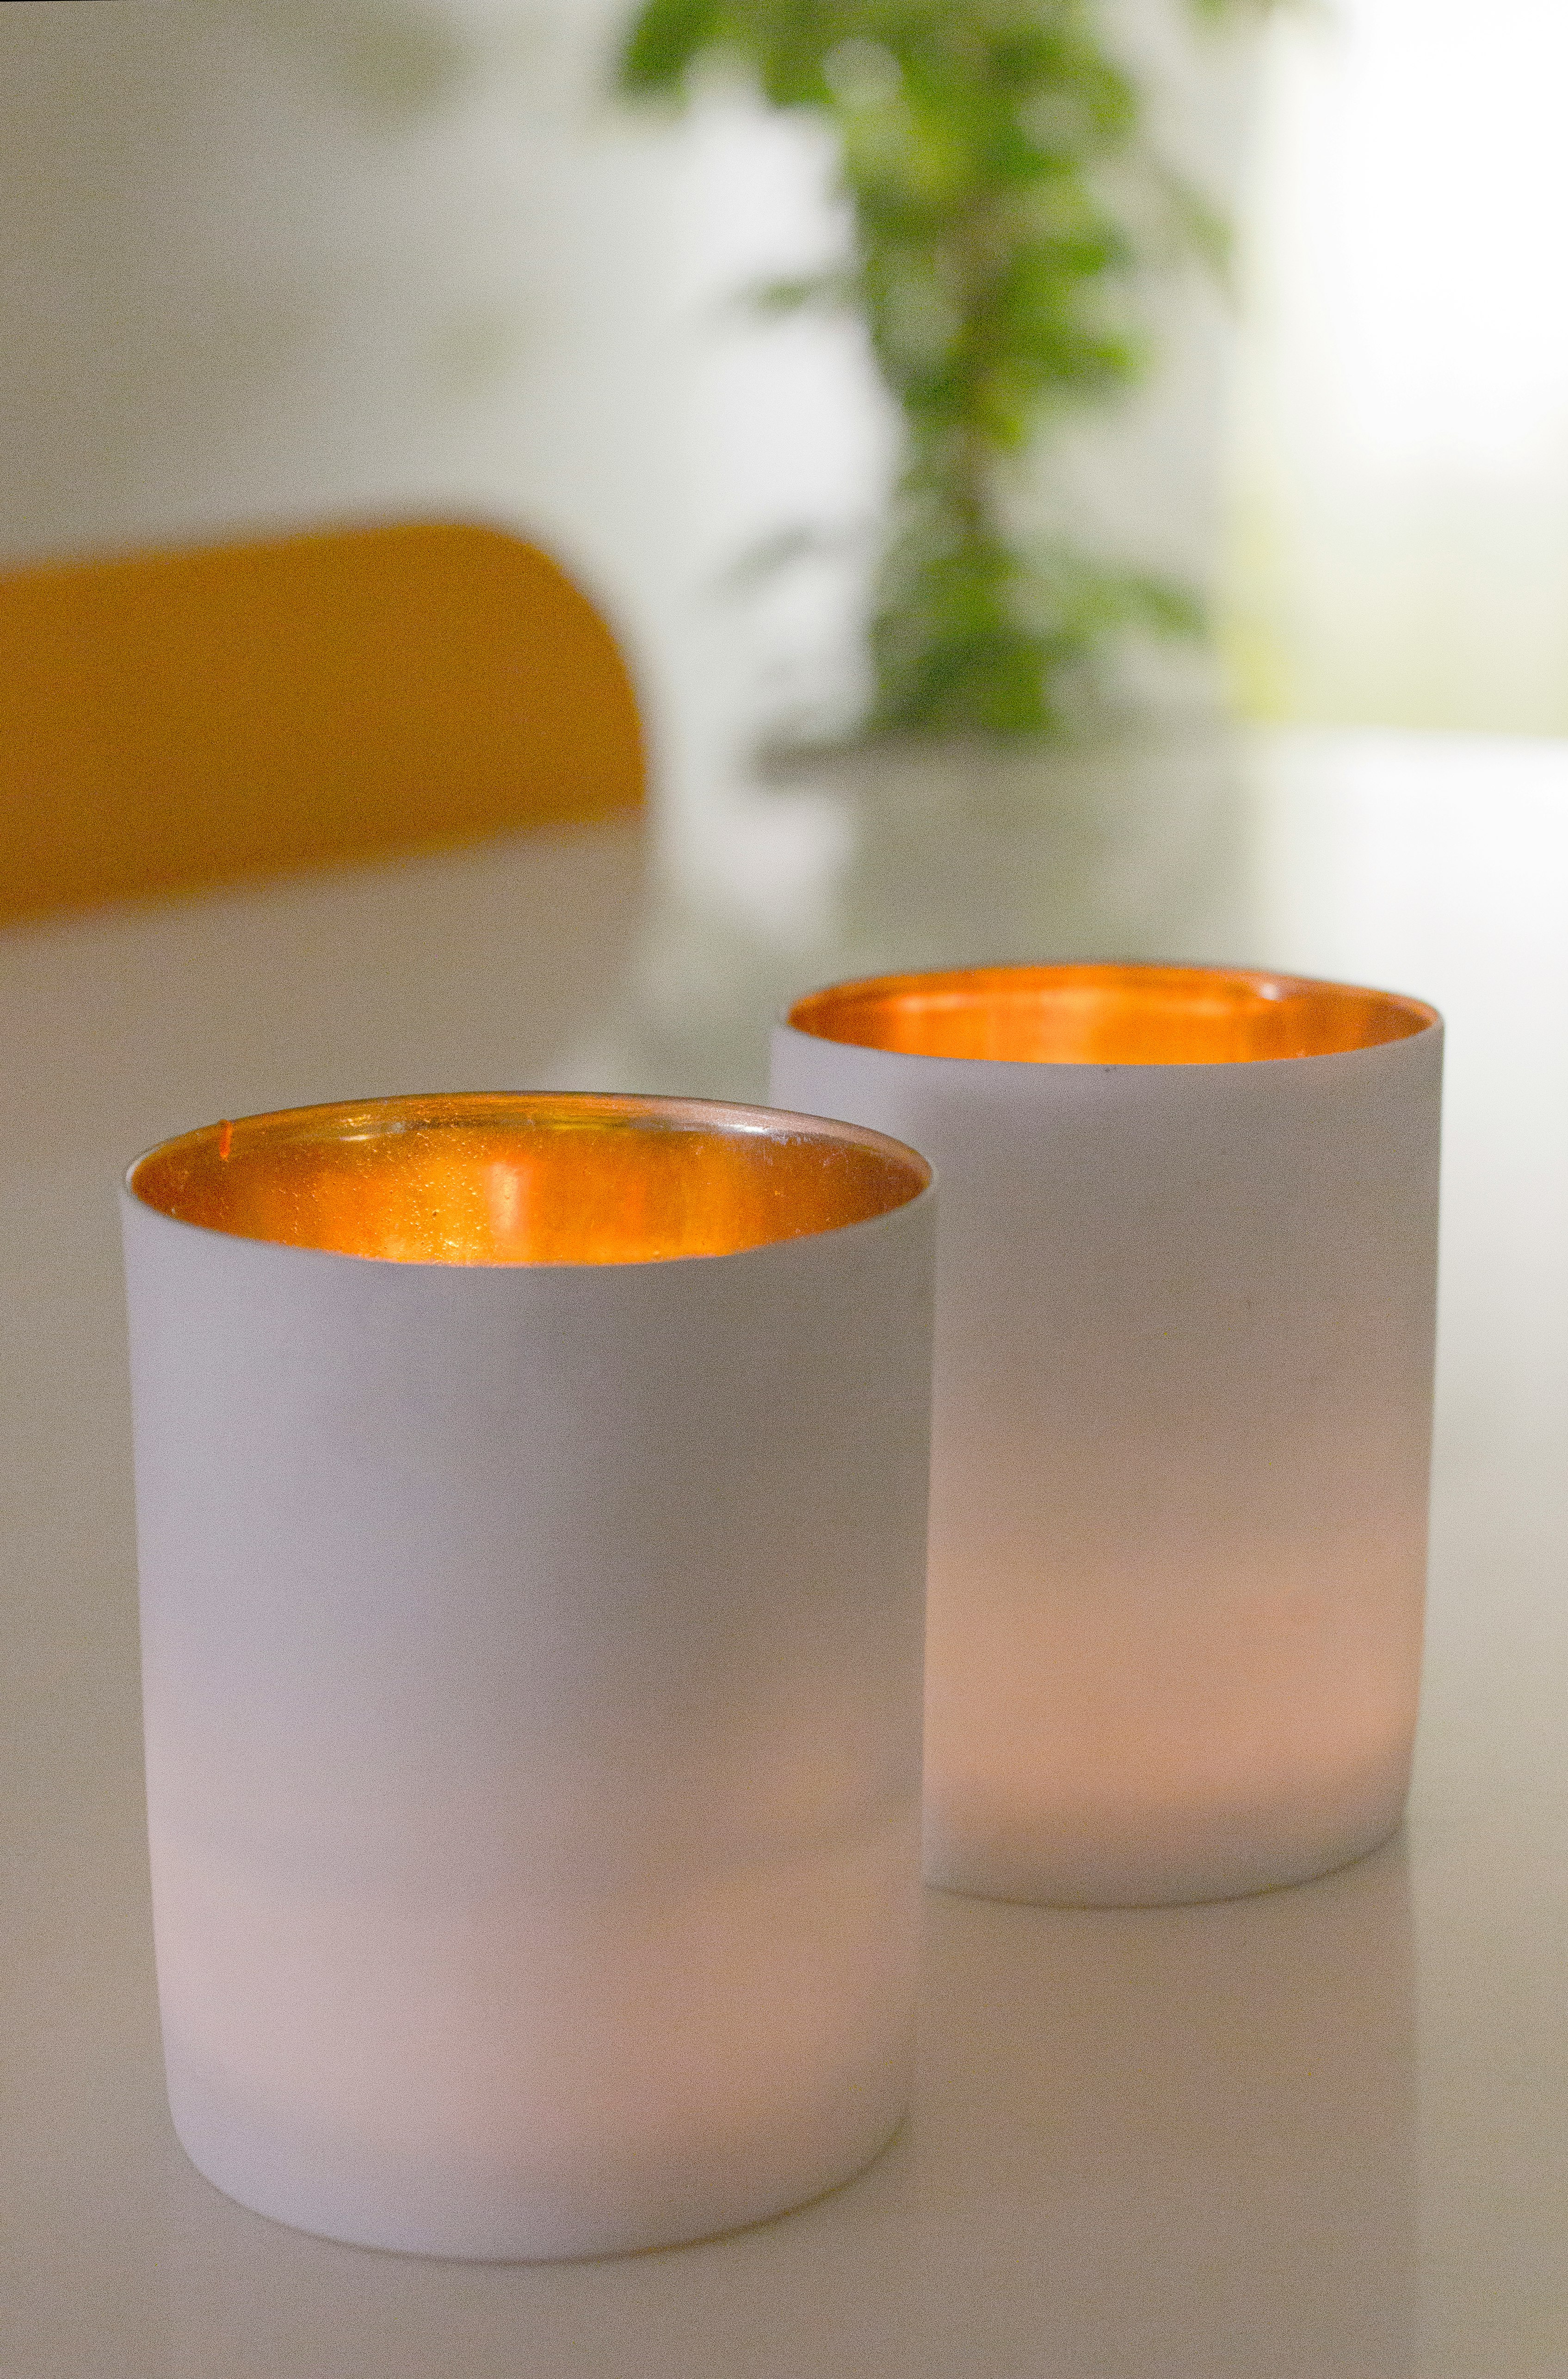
[
  {"left": 129, "top": 1093, "right": 929, "bottom": 1266},
  {"left": 787, "top": 963, "right": 1438, "bottom": 1066}
]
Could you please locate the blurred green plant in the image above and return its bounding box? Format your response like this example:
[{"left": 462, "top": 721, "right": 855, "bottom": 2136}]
[{"left": 619, "top": 0, "right": 1263, "bottom": 739}]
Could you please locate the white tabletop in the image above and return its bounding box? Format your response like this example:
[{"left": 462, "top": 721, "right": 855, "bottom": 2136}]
[{"left": 3, "top": 724, "right": 1566, "bottom": 2377}]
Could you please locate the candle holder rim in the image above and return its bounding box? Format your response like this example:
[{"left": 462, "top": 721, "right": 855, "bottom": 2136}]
[
  {"left": 780, "top": 958, "right": 1442, "bottom": 1067},
  {"left": 122, "top": 1089, "right": 933, "bottom": 1271}
]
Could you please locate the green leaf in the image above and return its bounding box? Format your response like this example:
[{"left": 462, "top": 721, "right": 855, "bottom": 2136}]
[
  {"left": 619, "top": 0, "right": 728, "bottom": 94},
  {"left": 742, "top": 269, "right": 861, "bottom": 315}
]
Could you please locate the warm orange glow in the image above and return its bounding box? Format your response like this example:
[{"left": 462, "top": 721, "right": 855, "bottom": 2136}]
[
  {"left": 128, "top": 1094, "right": 929, "bottom": 1267},
  {"left": 787, "top": 963, "right": 1439, "bottom": 1066}
]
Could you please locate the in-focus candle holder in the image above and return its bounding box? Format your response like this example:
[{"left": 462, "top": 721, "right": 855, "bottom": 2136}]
[
  {"left": 122, "top": 1093, "right": 934, "bottom": 2258},
  {"left": 772, "top": 964, "right": 1443, "bottom": 1907}
]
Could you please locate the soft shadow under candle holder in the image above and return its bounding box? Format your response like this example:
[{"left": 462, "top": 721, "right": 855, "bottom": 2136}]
[
  {"left": 771, "top": 962, "right": 1443, "bottom": 1907},
  {"left": 122, "top": 1092, "right": 935, "bottom": 2259}
]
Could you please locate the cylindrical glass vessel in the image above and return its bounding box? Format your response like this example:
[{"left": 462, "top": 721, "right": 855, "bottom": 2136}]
[
  {"left": 771, "top": 964, "right": 1443, "bottom": 1907},
  {"left": 122, "top": 1093, "right": 935, "bottom": 2258}
]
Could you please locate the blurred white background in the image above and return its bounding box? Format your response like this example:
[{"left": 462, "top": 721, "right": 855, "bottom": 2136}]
[
  {"left": 3, "top": 0, "right": 1564, "bottom": 812},
  {"left": 1226, "top": 0, "right": 1568, "bottom": 734},
  {"left": 0, "top": 0, "right": 1247, "bottom": 845}
]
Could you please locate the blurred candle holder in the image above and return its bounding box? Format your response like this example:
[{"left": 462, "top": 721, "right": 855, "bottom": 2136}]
[
  {"left": 772, "top": 964, "right": 1443, "bottom": 1907},
  {"left": 122, "top": 1092, "right": 935, "bottom": 2259}
]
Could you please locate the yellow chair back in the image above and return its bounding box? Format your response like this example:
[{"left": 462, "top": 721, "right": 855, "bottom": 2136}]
[{"left": 0, "top": 520, "right": 644, "bottom": 924}]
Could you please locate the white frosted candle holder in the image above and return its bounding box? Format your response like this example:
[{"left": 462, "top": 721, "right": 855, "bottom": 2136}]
[
  {"left": 122, "top": 1093, "right": 934, "bottom": 2259},
  {"left": 772, "top": 964, "right": 1443, "bottom": 1908}
]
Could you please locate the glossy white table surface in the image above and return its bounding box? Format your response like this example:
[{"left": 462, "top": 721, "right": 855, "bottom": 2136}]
[{"left": 3, "top": 725, "right": 1565, "bottom": 2377}]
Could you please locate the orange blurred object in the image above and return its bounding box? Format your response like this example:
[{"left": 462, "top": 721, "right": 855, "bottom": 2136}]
[
  {"left": 130, "top": 1093, "right": 930, "bottom": 1268},
  {"left": 788, "top": 962, "right": 1438, "bottom": 1066},
  {"left": 0, "top": 519, "right": 644, "bottom": 924}
]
